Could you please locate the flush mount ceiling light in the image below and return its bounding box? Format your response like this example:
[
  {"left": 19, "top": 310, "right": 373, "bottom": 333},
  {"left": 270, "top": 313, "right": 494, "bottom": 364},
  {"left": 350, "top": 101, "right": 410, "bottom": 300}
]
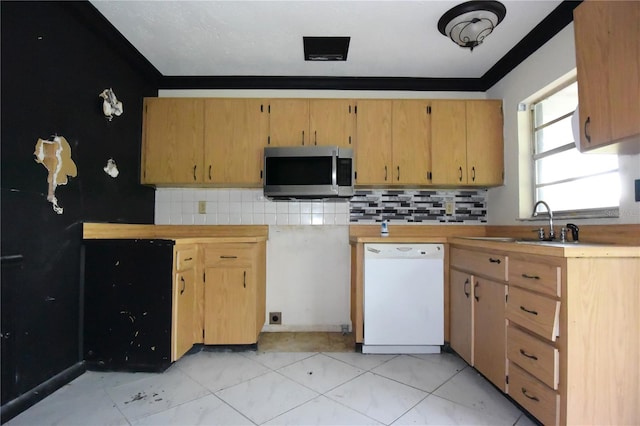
[
  {"left": 437, "top": 1, "right": 506, "bottom": 51},
  {"left": 303, "top": 36, "right": 350, "bottom": 61}
]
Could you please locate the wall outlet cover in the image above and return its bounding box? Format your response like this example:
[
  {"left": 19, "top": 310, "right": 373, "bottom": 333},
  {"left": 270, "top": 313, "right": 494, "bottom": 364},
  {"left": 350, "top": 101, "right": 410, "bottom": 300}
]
[
  {"left": 198, "top": 200, "right": 206, "bottom": 214},
  {"left": 269, "top": 312, "right": 281, "bottom": 325}
]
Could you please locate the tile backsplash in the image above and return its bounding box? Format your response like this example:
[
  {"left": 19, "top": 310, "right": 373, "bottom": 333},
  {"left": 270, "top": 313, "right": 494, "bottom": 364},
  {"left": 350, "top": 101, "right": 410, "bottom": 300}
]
[
  {"left": 155, "top": 188, "right": 487, "bottom": 225},
  {"left": 349, "top": 189, "right": 487, "bottom": 223}
]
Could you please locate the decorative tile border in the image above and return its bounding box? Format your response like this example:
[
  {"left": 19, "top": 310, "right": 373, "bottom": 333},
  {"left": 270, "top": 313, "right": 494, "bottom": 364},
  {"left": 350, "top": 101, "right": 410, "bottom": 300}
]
[{"left": 349, "top": 189, "right": 487, "bottom": 223}]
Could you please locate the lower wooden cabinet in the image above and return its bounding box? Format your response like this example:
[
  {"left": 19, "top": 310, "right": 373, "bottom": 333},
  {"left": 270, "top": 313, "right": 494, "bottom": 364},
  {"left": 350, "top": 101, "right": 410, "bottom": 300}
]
[
  {"left": 202, "top": 242, "right": 266, "bottom": 345},
  {"left": 172, "top": 245, "right": 197, "bottom": 361},
  {"left": 450, "top": 247, "right": 507, "bottom": 392}
]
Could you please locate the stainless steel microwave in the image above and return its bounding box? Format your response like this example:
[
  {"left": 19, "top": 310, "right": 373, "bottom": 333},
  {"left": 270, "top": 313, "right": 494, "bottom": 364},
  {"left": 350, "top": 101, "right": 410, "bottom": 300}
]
[{"left": 263, "top": 146, "right": 354, "bottom": 199}]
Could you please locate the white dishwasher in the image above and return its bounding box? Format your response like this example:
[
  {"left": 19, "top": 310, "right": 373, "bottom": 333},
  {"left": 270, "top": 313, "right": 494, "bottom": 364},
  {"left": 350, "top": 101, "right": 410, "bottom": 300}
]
[{"left": 363, "top": 243, "right": 444, "bottom": 354}]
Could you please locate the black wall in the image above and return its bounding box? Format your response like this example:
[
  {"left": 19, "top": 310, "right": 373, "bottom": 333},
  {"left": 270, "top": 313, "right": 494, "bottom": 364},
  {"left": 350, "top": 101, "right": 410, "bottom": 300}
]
[{"left": 1, "top": 1, "right": 158, "bottom": 414}]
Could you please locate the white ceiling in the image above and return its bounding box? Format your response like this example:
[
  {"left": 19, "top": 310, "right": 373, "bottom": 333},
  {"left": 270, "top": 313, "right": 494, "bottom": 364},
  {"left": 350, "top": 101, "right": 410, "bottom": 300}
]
[{"left": 90, "top": 0, "right": 563, "bottom": 79}]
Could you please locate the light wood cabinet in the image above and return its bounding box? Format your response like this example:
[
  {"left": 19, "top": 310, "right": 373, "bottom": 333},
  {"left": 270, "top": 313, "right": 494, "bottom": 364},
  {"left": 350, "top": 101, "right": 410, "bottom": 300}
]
[
  {"left": 450, "top": 247, "right": 507, "bottom": 392},
  {"left": 267, "top": 99, "right": 310, "bottom": 146},
  {"left": 431, "top": 100, "right": 503, "bottom": 186},
  {"left": 354, "top": 100, "right": 393, "bottom": 184},
  {"left": 573, "top": 1, "right": 640, "bottom": 154},
  {"left": 141, "top": 98, "right": 204, "bottom": 184},
  {"left": 450, "top": 240, "right": 640, "bottom": 425},
  {"left": 172, "top": 245, "right": 198, "bottom": 361},
  {"left": 202, "top": 242, "right": 266, "bottom": 345},
  {"left": 391, "top": 100, "right": 432, "bottom": 185},
  {"left": 309, "top": 99, "right": 355, "bottom": 147},
  {"left": 449, "top": 269, "right": 473, "bottom": 365},
  {"left": 204, "top": 98, "right": 268, "bottom": 186}
]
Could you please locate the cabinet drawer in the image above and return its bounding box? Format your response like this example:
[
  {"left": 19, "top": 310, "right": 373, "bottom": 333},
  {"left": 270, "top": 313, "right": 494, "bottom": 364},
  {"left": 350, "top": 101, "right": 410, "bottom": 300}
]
[
  {"left": 204, "top": 244, "right": 254, "bottom": 267},
  {"left": 175, "top": 247, "right": 196, "bottom": 271},
  {"left": 450, "top": 248, "right": 507, "bottom": 281},
  {"left": 508, "top": 363, "right": 559, "bottom": 426},
  {"left": 507, "top": 325, "right": 559, "bottom": 389},
  {"left": 506, "top": 287, "right": 559, "bottom": 342},
  {"left": 509, "top": 258, "right": 560, "bottom": 298}
]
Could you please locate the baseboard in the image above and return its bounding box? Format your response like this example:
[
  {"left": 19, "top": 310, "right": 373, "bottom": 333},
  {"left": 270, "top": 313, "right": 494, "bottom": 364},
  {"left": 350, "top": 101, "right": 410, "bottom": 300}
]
[
  {"left": 1, "top": 362, "right": 86, "bottom": 424},
  {"left": 261, "top": 324, "right": 352, "bottom": 333}
]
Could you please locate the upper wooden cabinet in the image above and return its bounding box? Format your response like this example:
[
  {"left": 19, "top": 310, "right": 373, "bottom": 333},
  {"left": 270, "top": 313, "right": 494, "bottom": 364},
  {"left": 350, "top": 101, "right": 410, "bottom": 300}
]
[
  {"left": 354, "top": 99, "right": 393, "bottom": 184},
  {"left": 141, "top": 98, "right": 204, "bottom": 184},
  {"left": 574, "top": 1, "right": 640, "bottom": 154},
  {"left": 267, "top": 99, "right": 310, "bottom": 146},
  {"left": 204, "top": 99, "right": 268, "bottom": 186},
  {"left": 354, "top": 99, "right": 431, "bottom": 186},
  {"left": 431, "top": 100, "right": 503, "bottom": 186},
  {"left": 267, "top": 98, "right": 354, "bottom": 148},
  {"left": 392, "top": 100, "right": 432, "bottom": 185},
  {"left": 309, "top": 99, "right": 355, "bottom": 147}
]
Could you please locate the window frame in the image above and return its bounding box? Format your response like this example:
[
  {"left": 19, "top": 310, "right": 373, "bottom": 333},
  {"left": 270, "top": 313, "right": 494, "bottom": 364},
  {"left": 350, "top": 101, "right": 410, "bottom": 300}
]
[{"left": 528, "top": 79, "right": 620, "bottom": 219}]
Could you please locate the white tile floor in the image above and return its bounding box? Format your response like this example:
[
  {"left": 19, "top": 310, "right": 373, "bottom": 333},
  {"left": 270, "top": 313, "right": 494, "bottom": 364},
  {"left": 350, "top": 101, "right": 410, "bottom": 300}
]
[{"left": 7, "top": 351, "right": 538, "bottom": 426}]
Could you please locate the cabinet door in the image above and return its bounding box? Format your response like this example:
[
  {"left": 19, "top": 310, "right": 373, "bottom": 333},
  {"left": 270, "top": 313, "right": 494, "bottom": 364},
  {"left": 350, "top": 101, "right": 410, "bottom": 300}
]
[
  {"left": 431, "top": 100, "right": 467, "bottom": 185},
  {"left": 141, "top": 98, "right": 204, "bottom": 184},
  {"left": 391, "top": 100, "right": 432, "bottom": 184},
  {"left": 473, "top": 277, "right": 507, "bottom": 391},
  {"left": 466, "top": 100, "right": 504, "bottom": 186},
  {"left": 354, "top": 100, "right": 392, "bottom": 185},
  {"left": 204, "top": 266, "right": 255, "bottom": 344},
  {"left": 450, "top": 269, "right": 473, "bottom": 365},
  {"left": 574, "top": 1, "right": 640, "bottom": 150},
  {"left": 204, "top": 99, "right": 268, "bottom": 185},
  {"left": 173, "top": 268, "right": 195, "bottom": 361},
  {"left": 268, "top": 99, "right": 310, "bottom": 146},
  {"left": 309, "top": 99, "right": 354, "bottom": 147}
]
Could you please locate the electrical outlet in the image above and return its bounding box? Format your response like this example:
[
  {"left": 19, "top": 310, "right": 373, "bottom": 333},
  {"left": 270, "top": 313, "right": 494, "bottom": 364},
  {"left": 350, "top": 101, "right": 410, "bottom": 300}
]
[
  {"left": 269, "top": 312, "right": 281, "bottom": 325},
  {"left": 198, "top": 200, "right": 206, "bottom": 214},
  {"left": 445, "top": 201, "right": 455, "bottom": 215}
]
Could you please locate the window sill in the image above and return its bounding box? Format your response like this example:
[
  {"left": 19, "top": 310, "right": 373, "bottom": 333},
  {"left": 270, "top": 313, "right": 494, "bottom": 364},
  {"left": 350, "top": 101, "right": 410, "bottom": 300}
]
[{"left": 518, "top": 207, "right": 620, "bottom": 221}]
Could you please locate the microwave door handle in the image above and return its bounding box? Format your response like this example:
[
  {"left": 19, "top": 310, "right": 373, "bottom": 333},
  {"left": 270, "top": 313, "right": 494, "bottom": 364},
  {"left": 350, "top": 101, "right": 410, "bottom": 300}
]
[{"left": 332, "top": 150, "right": 337, "bottom": 187}]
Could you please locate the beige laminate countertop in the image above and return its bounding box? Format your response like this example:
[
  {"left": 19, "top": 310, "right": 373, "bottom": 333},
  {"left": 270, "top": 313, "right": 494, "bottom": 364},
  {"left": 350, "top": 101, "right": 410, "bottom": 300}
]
[
  {"left": 83, "top": 223, "right": 268, "bottom": 242},
  {"left": 449, "top": 237, "right": 640, "bottom": 258}
]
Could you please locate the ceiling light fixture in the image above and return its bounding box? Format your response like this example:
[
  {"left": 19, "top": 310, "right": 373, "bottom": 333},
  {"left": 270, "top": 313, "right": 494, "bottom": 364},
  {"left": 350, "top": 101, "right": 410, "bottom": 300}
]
[{"left": 437, "top": 1, "right": 506, "bottom": 52}]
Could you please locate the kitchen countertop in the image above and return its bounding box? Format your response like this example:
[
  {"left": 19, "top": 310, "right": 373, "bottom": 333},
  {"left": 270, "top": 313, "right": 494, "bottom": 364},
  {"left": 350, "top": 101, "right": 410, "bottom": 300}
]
[{"left": 83, "top": 223, "right": 268, "bottom": 242}]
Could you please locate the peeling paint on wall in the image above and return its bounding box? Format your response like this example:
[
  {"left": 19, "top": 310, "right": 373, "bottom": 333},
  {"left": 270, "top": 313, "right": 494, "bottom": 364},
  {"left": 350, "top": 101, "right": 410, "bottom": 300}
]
[{"left": 33, "top": 136, "right": 77, "bottom": 214}]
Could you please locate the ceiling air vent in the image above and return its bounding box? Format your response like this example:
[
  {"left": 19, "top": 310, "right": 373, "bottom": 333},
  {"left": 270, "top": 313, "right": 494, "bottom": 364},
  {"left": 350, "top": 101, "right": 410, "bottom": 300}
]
[{"left": 303, "top": 36, "right": 350, "bottom": 61}]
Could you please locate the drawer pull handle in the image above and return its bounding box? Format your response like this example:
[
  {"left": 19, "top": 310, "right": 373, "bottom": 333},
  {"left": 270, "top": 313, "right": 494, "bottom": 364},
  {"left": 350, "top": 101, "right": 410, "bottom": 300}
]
[
  {"left": 488, "top": 258, "right": 501, "bottom": 264},
  {"left": 220, "top": 255, "right": 238, "bottom": 259},
  {"left": 180, "top": 276, "right": 186, "bottom": 295},
  {"left": 463, "top": 279, "right": 470, "bottom": 298},
  {"left": 243, "top": 270, "right": 246, "bottom": 288},
  {"left": 522, "top": 273, "right": 540, "bottom": 280},
  {"left": 184, "top": 257, "right": 193, "bottom": 261},
  {"left": 520, "top": 306, "right": 538, "bottom": 315},
  {"left": 521, "top": 388, "right": 540, "bottom": 402},
  {"left": 519, "top": 349, "right": 538, "bottom": 360},
  {"left": 474, "top": 282, "right": 479, "bottom": 302}
]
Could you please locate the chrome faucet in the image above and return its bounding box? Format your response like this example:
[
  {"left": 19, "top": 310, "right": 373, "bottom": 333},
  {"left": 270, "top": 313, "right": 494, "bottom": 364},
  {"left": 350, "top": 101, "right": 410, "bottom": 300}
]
[{"left": 532, "top": 200, "right": 555, "bottom": 240}]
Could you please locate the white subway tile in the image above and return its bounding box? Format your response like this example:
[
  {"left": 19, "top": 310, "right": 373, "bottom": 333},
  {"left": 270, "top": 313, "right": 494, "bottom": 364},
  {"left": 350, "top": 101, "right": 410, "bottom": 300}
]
[
  {"left": 264, "top": 200, "right": 277, "bottom": 213},
  {"left": 170, "top": 203, "right": 182, "bottom": 215},
  {"left": 170, "top": 213, "right": 183, "bottom": 225},
  {"left": 241, "top": 189, "right": 256, "bottom": 202},
  {"left": 288, "top": 201, "right": 300, "bottom": 213},
  {"left": 241, "top": 213, "right": 253, "bottom": 224},
  {"left": 194, "top": 215, "right": 206, "bottom": 225},
  {"left": 264, "top": 213, "right": 277, "bottom": 225},
  {"left": 229, "top": 213, "right": 242, "bottom": 224},
  {"left": 206, "top": 190, "right": 218, "bottom": 201},
  {"left": 229, "top": 201, "right": 242, "bottom": 213},
  {"left": 182, "top": 214, "right": 195, "bottom": 225},
  {"left": 170, "top": 189, "right": 182, "bottom": 203},
  {"left": 205, "top": 201, "right": 217, "bottom": 213},
  {"left": 217, "top": 189, "right": 230, "bottom": 202},
  {"left": 217, "top": 202, "right": 230, "bottom": 213},
  {"left": 182, "top": 189, "right": 195, "bottom": 202},
  {"left": 182, "top": 202, "right": 195, "bottom": 214},
  {"left": 312, "top": 213, "right": 324, "bottom": 225},
  {"left": 300, "top": 213, "right": 312, "bottom": 225},
  {"left": 253, "top": 213, "right": 264, "bottom": 224},
  {"left": 300, "top": 202, "right": 312, "bottom": 214},
  {"left": 288, "top": 214, "right": 301, "bottom": 225},
  {"left": 323, "top": 202, "right": 336, "bottom": 214},
  {"left": 155, "top": 189, "right": 171, "bottom": 203},
  {"left": 336, "top": 214, "right": 348, "bottom": 225},
  {"left": 229, "top": 190, "right": 242, "bottom": 202},
  {"left": 217, "top": 213, "right": 230, "bottom": 224},
  {"left": 155, "top": 209, "right": 171, "bottom": 225},
  {"left": 276, "top": 202, "right": 289, "bottom": 214},
  {"left": 312, "top": 202, "right": 324, "bottom": 213},
  {"left": 276, "top": 213, "right": 289, "bottom": 225},
  {"left": 324, "top": 214, "right": 335, "bottom": 225},
  {"left": 253, "top": 201, "right": 265, "bottom": 213},
  {"left": 206, "top": 213, "right": 217, "bottom": 224}
]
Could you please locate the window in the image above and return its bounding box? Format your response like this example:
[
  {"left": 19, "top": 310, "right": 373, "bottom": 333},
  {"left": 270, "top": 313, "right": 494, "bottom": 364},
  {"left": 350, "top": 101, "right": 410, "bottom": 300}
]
[{"left": 531, "top": 81, "right": 620, "bottom": 215}]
